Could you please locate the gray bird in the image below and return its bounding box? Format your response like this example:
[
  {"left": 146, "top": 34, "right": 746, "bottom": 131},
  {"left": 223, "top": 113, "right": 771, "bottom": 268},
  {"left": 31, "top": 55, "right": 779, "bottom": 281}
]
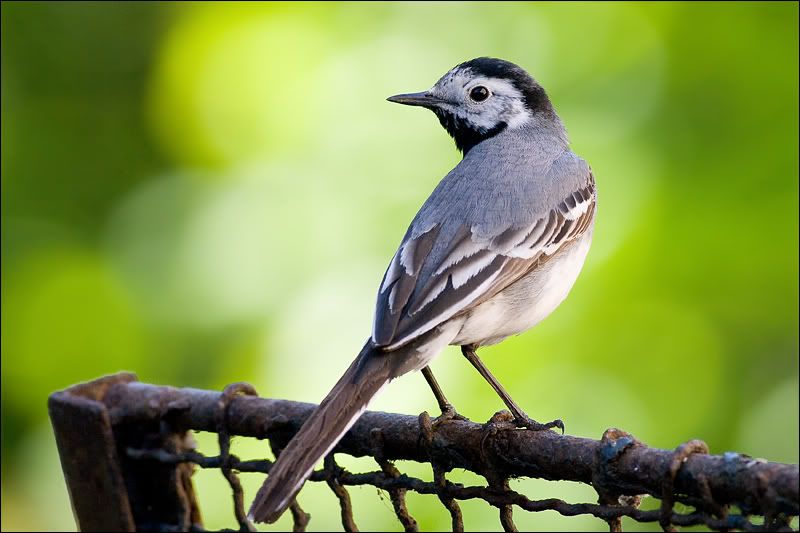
[{"left": 249, "top": 57, "right": 596, "bottom": 523}]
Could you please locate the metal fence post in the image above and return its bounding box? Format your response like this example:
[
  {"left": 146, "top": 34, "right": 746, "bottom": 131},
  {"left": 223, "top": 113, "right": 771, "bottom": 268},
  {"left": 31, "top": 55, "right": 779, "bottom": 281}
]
[{"left": 48, "top": 372, "right": 202, "bottom": 532}]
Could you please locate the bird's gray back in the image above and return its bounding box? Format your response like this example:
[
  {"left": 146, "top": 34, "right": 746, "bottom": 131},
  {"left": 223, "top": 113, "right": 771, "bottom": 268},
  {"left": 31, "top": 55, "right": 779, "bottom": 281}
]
[{"left": 409, "top": 128, "right": 591, "bottom": 284}]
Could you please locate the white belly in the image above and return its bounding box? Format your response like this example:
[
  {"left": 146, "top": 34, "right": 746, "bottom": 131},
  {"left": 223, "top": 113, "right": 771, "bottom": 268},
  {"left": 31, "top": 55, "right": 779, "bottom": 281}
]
[{"left": 451, "top": 230, "right": 593, "bottom": 347}]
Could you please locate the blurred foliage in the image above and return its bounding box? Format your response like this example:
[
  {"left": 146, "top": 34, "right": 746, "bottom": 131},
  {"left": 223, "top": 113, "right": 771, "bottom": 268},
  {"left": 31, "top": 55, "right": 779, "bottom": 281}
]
[{"left": 1, "top": 2, "right": 798, "bottom": 531}]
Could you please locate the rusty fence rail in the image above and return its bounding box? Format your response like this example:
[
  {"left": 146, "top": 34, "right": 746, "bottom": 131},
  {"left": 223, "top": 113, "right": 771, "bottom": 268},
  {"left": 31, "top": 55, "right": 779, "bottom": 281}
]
[{"left": 48, "top": 372, "right": 799, "bottom": 532}]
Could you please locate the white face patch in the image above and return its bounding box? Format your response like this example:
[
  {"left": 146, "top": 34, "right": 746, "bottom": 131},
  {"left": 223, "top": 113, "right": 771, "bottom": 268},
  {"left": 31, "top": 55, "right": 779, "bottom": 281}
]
[{"left": 428, "top": 68, "right": 532, "bottom": 132}]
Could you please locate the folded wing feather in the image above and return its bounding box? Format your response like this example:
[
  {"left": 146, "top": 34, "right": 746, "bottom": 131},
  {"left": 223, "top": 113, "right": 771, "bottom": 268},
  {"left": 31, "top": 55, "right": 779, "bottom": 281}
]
[{"left": 372, "top": 174, "right": 596, "bottom": 350}]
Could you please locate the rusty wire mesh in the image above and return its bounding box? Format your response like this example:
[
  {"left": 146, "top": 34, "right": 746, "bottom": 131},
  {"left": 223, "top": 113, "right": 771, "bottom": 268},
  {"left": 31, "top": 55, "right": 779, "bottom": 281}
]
[{"left": 49, "top": 373, "right": 799, "bottom": 532}]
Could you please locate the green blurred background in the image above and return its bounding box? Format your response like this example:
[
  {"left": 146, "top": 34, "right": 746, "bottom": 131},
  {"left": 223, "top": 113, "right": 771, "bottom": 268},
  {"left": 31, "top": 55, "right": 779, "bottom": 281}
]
[{"left": 1, "top": 2, "right": 798, "bottom": 531}]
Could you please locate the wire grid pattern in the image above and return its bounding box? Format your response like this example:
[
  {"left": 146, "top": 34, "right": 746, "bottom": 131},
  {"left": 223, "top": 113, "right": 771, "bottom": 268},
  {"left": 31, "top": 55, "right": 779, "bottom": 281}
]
[{"left": 124, "top": 383, "right": 798, "bottom": 532}]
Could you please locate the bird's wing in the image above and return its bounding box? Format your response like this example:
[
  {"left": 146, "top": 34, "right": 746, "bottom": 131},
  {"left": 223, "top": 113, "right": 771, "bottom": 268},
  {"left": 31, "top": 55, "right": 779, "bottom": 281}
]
[{"left": 372, "top": 171, "right": 596, "bottom": 349}]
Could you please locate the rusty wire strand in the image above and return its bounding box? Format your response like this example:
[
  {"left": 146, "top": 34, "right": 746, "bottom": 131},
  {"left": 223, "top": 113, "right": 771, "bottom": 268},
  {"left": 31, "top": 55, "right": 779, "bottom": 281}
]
[
  {"left": 325, "top": 455, "right": 359, "bottom": 532},
  {"left": 495, "top": 479, "right": 518, "bottom": 533},
  {"left": 215, "top": 383, "right": 258, "bottom": 532},
  {"left": 370, "top": 428, "right": 419, "bottom": 532},
  {"left": 288, "top": 500, "right": 311, "bottom": 533},
  {"left": 158, "top": 400, "right": 198, "bottom": 532},
  {"left": 659, "top": 439, "right": 710, "bottom": 532},
  {"left": 591, "top": 428, "right": 645, "bottom": 532},
  {"left": 659, "top": 440, "right": 708, "bottom": 531},
  {"left": 419, "top": 412, "right": 465, "bottom": 532},
  {"left": 479, "top": 412, "right": 519, "bottom": 533}
]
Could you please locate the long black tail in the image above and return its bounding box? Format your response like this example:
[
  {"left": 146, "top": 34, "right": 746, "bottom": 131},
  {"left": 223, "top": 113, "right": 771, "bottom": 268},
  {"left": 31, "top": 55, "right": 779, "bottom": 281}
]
[{"left": 248, "top": 342, "right": 391, "bottom": 523}]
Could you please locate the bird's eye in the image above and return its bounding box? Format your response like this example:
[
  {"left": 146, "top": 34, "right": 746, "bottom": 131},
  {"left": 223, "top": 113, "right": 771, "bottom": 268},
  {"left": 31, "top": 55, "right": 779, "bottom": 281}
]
[{"left": 469, "top": 86, "right": 490, "bottom": 102}]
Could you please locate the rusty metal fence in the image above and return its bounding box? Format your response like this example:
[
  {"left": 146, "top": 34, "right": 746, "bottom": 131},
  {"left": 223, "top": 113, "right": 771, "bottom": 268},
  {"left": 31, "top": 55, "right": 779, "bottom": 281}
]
[{"left": 48, "top": 372, "right": 799, "bottom": 532}]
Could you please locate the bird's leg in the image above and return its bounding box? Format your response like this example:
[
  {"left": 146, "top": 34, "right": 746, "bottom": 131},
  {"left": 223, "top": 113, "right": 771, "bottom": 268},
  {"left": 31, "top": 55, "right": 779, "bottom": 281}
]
[
  {"left": 460, "top": 345, "right": 564, "bottom": 433},
  {"left": 421, "top": 366, "right": 466, "bottom": 421}
]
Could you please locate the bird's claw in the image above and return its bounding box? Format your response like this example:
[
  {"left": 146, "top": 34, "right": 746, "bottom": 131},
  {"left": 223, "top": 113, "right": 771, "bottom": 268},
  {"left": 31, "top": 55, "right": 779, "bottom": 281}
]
[
  {"left": 514, "top": 416, "right": 565, "bottom": 434},
  {"left": 435, "top": 404, "right": 468, "bottom": 425}
]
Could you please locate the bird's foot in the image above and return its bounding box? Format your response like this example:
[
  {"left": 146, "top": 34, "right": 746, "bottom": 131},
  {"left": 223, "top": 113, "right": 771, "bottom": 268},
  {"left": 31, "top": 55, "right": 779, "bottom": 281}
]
[
  {"left": 434, "top": 403, "right": 468, "bottom": 425},
  {"left": 513, "top": 415, "right": 565, "bottom": 434}
]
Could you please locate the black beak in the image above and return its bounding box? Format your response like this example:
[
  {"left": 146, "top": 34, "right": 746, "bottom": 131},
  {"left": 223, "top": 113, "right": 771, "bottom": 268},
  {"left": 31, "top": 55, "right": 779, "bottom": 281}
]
[{"left": 386, "top": 91, "right": 447, "bottom": 109}]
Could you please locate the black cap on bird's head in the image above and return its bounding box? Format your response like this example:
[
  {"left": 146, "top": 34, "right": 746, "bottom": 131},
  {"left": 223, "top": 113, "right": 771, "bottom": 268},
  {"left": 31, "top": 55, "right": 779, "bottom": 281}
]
[{"left": 388, "top": 57, "right": 556, "bottom": 154}]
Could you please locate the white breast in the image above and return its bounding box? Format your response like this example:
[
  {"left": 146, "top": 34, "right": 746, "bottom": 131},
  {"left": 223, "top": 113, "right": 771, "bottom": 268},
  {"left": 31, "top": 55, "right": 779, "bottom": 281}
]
[{"left": 451, "top": 230, "right": 593, "bottom": 347}]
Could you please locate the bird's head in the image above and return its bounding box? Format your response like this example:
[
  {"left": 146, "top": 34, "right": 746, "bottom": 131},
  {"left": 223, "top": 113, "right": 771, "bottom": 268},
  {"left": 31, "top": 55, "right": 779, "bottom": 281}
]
[{"left": 388, "top": 57, "right": 555, "bottom": 154}]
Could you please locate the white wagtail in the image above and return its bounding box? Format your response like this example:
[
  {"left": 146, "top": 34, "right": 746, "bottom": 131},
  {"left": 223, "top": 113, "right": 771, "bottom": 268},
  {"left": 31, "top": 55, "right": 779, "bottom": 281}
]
[{"left": 249, "top": 57, "right": 596, "bottom": 523}]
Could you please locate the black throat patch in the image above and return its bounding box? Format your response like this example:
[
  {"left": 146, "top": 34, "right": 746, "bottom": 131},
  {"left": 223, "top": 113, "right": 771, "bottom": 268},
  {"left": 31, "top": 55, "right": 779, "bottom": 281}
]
[{"left": 434, "top": 110, "right": 507, "bottom": 155}]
